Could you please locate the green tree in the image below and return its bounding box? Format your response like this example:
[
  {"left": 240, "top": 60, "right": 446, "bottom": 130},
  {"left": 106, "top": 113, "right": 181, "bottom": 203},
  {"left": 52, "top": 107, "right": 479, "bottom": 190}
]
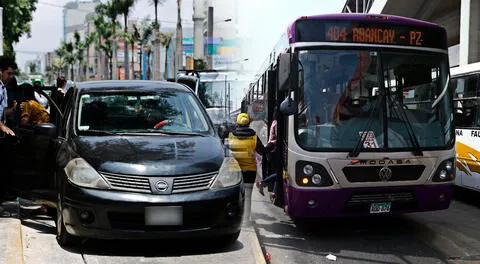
[
  {"left": 95, "top": 1, "right": 119, "bottom": 79},
  {"left": 73, "top": 31, "right": 86, "bottom": 81},
  {"left": 139, "top": 21, "right": 154, "bottom": 79},
  {"left": 0, "top": 0, "right": 37, "bottom": 59},
  {"left": 56, "top": 42, "right": 75, "bottom": 80},
  {"left": 117, "top": 0, "right": 136, "bottom": 80}
]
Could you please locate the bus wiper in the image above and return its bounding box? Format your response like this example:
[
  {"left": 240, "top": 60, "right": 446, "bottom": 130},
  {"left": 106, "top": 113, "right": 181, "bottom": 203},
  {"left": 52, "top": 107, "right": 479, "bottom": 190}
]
[
  {"left": 348, "top": 96, "right": 381, "bottom": 158},
  {"left": 79, "top": 130, "right": 118, "bottom": 136},
  {"left": 388, "top": 95, "right": 423, "bottom": 156}
]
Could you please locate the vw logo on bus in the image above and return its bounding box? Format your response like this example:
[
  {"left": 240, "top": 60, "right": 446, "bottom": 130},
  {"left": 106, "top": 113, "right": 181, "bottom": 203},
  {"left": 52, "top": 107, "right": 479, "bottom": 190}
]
[
  {"left": 155, "top": 180, "right": 169, "bottom": 192},
  {"left": 378, "top": 166, "right": 393, "bottom": 181}
]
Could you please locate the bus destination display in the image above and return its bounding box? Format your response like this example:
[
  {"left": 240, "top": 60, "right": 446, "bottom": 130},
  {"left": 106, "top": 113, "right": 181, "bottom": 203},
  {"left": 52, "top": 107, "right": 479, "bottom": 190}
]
[
  {"left": 295, "top": 20, "right": 446, "bottom": 49},
  {"left": 326, "top": 26, "right": 422, "bottom": 46}
]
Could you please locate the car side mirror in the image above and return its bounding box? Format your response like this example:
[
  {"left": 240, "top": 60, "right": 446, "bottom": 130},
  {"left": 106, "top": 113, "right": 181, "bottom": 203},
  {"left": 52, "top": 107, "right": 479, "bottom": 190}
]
[
  {"left": 280, "top": 97, "right": 298, "bottom": 116},
  {"left": 218, "top": 124, "right": 228, "bottom": 139},
  {"left": 35, "top": 123, "right": 57, "bottom": 137}
]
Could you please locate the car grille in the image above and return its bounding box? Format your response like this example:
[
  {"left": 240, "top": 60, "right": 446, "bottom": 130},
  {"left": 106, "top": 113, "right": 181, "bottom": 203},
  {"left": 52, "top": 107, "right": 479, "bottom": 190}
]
[
  {"left": 101, "top": 172, "right": 152, "bottom": 193},
  {"left": 100, "top": 171, "right": 218, "bottom": 194},
  {"left": 342, "top": 165, "right": 425, "bottom": 182},
  {"left": 172, "top": 172, "right": 217, "bottom": 194}
]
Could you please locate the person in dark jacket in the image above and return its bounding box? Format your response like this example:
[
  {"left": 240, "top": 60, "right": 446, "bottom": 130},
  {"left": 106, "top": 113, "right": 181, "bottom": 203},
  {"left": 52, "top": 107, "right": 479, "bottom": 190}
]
[{"left": 227, "top": 113, "right": 270, "bottom": 183}]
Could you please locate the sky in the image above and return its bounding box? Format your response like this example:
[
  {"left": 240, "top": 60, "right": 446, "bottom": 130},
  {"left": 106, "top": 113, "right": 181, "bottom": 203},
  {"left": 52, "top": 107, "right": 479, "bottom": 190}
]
[
  {"left": 237, "top": 0, "right": 344, "bottom": 75},
  {"left": 14, "top": 0, "right": 344, "bottom": 74}
]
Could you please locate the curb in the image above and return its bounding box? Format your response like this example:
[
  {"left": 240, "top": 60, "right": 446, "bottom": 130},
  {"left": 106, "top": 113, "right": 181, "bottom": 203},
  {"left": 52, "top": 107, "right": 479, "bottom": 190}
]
[
  {"left": 243, "top": 183, "right": 267, "bottom": 264},
  {"left": 0, "top": 201, "right": 23, "bottom": 264}
]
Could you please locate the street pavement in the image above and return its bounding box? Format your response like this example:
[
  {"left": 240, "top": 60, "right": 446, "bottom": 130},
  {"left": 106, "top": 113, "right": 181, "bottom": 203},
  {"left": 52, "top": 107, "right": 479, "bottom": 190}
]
[
  {"left": 0, "top": 200, "right": 22, "bottom": 264},
  {"left": 251, "top": 185, "right": 480, "bottom": 264}
]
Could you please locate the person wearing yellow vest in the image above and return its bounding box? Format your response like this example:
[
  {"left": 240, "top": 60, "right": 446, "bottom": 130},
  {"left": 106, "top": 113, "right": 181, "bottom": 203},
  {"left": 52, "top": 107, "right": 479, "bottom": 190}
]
[{"left": 227, "top": 113, "right": 269, "bottom": 183}]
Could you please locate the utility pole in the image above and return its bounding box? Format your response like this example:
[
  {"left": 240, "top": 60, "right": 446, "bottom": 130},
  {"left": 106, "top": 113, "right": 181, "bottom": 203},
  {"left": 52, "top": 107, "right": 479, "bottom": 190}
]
[
  {"left": 193, "top": 0, "right": 205, "bottom": 64},
  {"left": 207, "top": 6, "right": 213, "bottom": 69}
]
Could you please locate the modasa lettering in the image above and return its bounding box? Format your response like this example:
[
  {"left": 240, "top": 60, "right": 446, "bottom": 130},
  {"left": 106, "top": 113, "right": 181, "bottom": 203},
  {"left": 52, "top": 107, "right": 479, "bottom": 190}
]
[
  {"left": 352, "top": 28, "right": 395, "bottom": 44},
  {"left": 350, "top": 159, "right": 412, "bottom": 165}
]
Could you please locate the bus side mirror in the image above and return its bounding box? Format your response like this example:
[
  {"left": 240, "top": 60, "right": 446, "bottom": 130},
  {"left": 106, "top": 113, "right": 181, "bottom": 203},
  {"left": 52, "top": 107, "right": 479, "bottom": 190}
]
[
  {"left": 280, "top": 97, "right": 298, "bottom": 116},
  {"left": 278, "top": 54, "right": 291, "bottom": 92}
]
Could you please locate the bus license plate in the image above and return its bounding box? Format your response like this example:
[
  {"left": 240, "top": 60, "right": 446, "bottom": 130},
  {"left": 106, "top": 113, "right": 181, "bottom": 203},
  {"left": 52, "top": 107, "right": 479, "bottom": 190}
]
[
  {"left": 369, "top": 202, "right": 391, "bottom": 214},
  {"left": 145, "top": 206, "right": 183, "bottom": 226}
]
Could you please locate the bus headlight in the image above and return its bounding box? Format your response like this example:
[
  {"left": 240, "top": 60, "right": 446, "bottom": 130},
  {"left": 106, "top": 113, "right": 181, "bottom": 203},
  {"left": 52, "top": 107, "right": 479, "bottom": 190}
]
[
  {"left": 312, "top": 174, "right": 322, "bottom": 185},
  {"left": 296, "top": 161, "right": 333, "bottom": 187},
  {"left": 210, "top": 158, "right": 242, "bottom": 189},
  {"left": 64, "top": 158, "right": 111, "bottom": 189},
  {"left": 432, "top": 158, "right": 455, "bottom": 182},
  {"left": 303, "top": 164, "right": 314, "bottom": 176}
]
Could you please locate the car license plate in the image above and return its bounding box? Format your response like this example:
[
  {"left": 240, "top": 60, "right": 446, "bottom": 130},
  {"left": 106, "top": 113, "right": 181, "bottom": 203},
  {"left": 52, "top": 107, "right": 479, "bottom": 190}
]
[
  {"left": 145, "top": 206, "right": 183, "bottom": 226},
  {"left": 369, "top": 202, "right": 391, "bottom": 214}
]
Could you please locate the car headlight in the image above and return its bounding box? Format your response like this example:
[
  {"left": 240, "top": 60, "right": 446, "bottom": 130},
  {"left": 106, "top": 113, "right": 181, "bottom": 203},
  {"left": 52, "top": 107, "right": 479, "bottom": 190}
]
[
  {"left": 210, "top": 157, "right": 243, "bottom": 189},
  {"left": 64, "top": 158, "right": 111, "bottom": 189}
]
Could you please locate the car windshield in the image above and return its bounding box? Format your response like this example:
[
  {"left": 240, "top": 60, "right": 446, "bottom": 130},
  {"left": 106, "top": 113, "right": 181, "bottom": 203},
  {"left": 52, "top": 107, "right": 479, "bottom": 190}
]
[
  {"left": 295, "top": 49, "right": 453, "bottom": 150},
  {"left": 77, "top": 90, "right": 212, "bottom": 135}
]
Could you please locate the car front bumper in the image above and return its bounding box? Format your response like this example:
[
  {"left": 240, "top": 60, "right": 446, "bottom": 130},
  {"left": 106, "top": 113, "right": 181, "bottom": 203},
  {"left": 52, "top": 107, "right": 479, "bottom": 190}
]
[{"left": 61, "top": 183, "right": 245, "bottom": 240}]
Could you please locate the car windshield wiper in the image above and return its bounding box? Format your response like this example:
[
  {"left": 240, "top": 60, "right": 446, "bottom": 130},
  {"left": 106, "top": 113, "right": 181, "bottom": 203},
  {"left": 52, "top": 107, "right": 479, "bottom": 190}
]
[
  {"left": 387, "top": 93, "right": 423, "bottom": 156},
  {"left": 348, "top": 96, "right": 381, "bottom": 158},
  {"left": 156, "top": 130, "right": 207, "bottom": 137},
  {"left": 79, "top": 129, "right": 118, "bottom": 136}
]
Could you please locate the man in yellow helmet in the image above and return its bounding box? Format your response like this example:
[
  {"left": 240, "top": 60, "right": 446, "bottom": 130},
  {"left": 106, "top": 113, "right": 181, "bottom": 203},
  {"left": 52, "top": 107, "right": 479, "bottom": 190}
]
[{"left": 227, "top": 113, "right": 270, "bottom": 183}]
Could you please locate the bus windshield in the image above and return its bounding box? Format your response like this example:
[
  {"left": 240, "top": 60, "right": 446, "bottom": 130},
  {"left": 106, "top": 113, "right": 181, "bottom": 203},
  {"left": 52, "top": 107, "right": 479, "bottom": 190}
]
[
  {"left": 295, "top": 49, "right": 453, "bottom": 151},
  {"left": 198, "top": 81, "right": 226, "bottom": 108}
]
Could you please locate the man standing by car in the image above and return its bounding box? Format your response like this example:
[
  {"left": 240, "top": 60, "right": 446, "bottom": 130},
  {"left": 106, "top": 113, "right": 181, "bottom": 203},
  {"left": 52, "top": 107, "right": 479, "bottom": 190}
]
[{"left": 0, "top": 56, "right": 17, "bottom": 209}]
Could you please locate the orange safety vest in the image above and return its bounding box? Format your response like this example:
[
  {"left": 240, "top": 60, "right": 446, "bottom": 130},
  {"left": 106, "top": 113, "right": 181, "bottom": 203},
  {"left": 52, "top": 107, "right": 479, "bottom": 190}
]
[{"left": 228, "top": 132, "right": 257, "bottom": 172}]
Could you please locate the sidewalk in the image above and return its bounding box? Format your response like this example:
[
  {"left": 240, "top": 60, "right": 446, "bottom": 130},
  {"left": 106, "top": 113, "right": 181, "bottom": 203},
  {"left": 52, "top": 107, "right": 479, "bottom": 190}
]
[
  {"left": 0, "top": 188, "right": 266, "bottom": 264},
  {"left": 0, "top": 201, "right": 23, "bottom": 264}
]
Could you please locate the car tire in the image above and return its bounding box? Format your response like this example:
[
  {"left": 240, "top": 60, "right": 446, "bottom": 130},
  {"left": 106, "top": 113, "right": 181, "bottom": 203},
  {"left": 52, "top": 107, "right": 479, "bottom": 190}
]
[{"left": 56, "top": 201, "right": 81, "bottom": 247}]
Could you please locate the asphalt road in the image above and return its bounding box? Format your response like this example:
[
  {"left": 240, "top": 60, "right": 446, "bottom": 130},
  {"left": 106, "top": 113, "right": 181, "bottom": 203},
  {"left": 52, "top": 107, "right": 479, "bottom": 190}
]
[{"left": 251, "top": 186, "right": 480, "bottom": 264}]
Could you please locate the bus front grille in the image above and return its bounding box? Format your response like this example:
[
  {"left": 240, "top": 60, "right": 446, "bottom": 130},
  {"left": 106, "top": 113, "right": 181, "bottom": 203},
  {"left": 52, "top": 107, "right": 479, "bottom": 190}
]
[{"left": 343, "top": 165, "right": 425, "bottom": 182}]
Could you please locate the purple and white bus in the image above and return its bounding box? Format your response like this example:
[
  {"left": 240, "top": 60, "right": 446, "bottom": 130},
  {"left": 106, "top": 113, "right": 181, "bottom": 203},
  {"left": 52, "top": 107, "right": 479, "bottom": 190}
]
[{"left": 243, "top": 14, "right": 455, "bottom": 218}]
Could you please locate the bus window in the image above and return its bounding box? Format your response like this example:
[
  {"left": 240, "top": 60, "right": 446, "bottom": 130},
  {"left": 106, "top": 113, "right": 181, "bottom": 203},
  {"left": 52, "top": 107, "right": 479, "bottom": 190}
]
[{"left": 453, "top": 75, "right": 480, "bottom": 127}]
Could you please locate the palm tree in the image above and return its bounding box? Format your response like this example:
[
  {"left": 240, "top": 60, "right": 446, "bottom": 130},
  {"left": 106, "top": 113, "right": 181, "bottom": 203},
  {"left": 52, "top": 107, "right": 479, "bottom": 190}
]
[
  {"left": 139, "top": 21, "right": 154, "bottom": 79},
  {"left": 175, "top": 0, "right": 183, "bottom": 74},
  {"left": 84, "top": 32, "right": 97, "bottom": 80},
  {"left": 96, "top": 1, "right": 119, "bottom": 79},
  {"left": 56, "top": 42, "right": 75, "bottom": 80},
  {"left": 160, "top": 32, "right": 173, "bottom": 80},
  {"left": 150, "top": 0, "right": 166, "bottom": 29},
  {"left": 117, "top": 0, "right": 136, "bottom": 80},
  {"left": 73, "top": 31, "right": 87, "bottom": 81}
]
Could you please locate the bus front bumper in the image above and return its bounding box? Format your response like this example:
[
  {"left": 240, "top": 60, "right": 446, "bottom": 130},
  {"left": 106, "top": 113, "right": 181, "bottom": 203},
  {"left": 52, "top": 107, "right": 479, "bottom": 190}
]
[{"left": 285, "top": 184, "right": 453, "bottom": 218}]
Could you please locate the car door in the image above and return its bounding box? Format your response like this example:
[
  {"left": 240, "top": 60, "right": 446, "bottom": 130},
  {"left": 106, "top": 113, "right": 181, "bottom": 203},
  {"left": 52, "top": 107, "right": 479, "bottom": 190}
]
[{"left": 8, "top": 86, "right": 63, "bottom": 202}]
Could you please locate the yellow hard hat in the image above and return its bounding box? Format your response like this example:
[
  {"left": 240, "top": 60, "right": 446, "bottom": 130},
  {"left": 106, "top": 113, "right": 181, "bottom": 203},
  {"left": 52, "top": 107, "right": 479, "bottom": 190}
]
[{"left": 236, "top": 113, "right": 250, "bottom": 125}]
